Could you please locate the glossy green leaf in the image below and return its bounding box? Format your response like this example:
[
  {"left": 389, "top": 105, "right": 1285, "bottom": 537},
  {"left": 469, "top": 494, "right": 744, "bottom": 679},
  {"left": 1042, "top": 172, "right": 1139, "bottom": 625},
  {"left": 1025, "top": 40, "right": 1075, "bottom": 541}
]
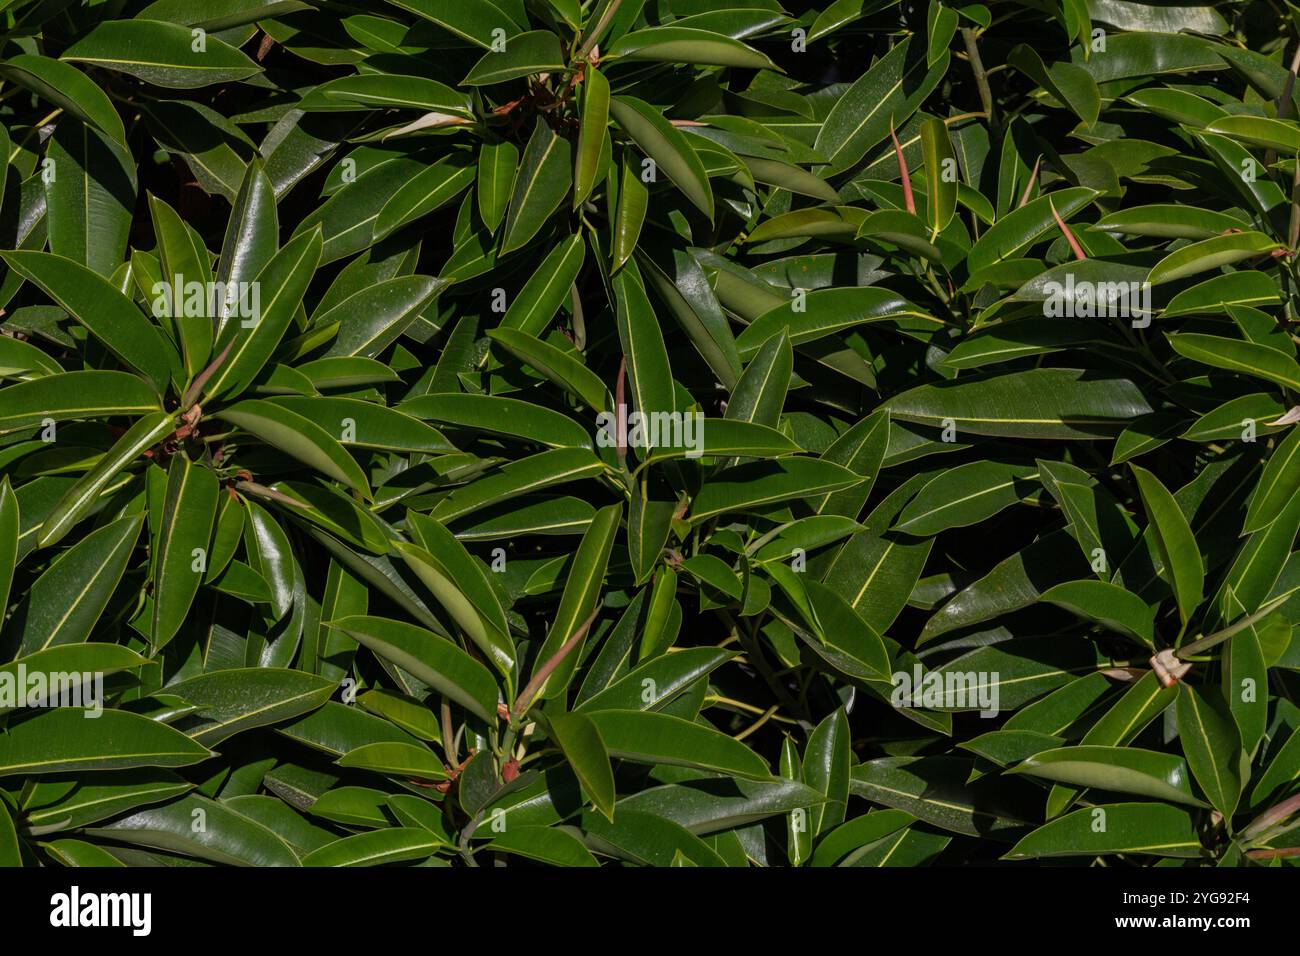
[
  {"left": 547, "top": 711, "right": 616, "bottom": 820},
  {"left": 1176, "top": 685, "right": 1241, "bottom": 819},
  {"left": 1005, "top": 803, "right": 1202, "bottom": 859},
  {"left": 0, "top": 709, "right": 210, "bottom": 776},
  {"left": 586, "top": 710, "right": 770, "bottom": 778},
  {"left": 501, "top": 118, "right": 573, "bottom": 255},
  {"left": 464, "top": 31, "right": 564, "bottom": 85},
  {"left": 151, "top": 455, "right": 219, "bottom": 648},
  {"left": 16, "top": 515, "right": 144, "bottom": 654},
  {"left": 3, "top": 252, "right": 173, "bottom": 393},
  {"left": 1131, "top": 464, "right": 1204, "bottom": 626},
  {"left": 331, "top": 616, "right": 500, "bottom": 723},
  {"left": 62, "top": 20, "right": 262, "bottom": 88},
  {"left": 609, "top": 96, "right": 713, "bottom": 220},
  {"left": 301, "top": 828, "right": 444, "bottom": 867}
]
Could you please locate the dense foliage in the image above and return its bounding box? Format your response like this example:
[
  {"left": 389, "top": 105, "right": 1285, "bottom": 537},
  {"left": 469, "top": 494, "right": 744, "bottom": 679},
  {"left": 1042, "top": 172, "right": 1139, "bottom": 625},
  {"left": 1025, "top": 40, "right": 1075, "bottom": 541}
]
[{"left": 2, "top": 0, "right": 1300, "bottom": 868}]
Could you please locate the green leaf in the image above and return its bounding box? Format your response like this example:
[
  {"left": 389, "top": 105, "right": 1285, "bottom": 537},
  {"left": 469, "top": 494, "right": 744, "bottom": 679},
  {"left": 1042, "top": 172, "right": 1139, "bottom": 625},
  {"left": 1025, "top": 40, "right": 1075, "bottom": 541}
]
[
  {"left": 301, "top": 828, "right": 444, "bottom": 867},
  {"left": 298, "top": 74, "right": 472, "bottom": 116},
  {"left": 477, "top": 136, "right": 518, "bottom": 234},
  {"left": 316, "top": 276, "right": 447, "bottom": 359},
  {"left": 781, "top": 736, "right": 810, "bottom": 865},
  {"left": 488, "top": 328, "right": 608, "bottom": 412},
  {"left": 216, "top": 158, "right": 278, "bottom": 335},
  {"left": 206, "top": 227, "right": 323, "bottom": 398},
  {"left": 585, "top": 710, "right": 770, "bottom": 778},
  {"left": 1167, "top": 332, "right": 1300, "bottom": 393},
  {"left": 736, "top": 287, "right": 933, "bottom": 355},
  {"left": 1010, "top": 745, "right": 1205, "bottom": 806},
  {"left": 1204, "top": 115, "right": 1300, "bottom": 153},
  {"left": 810, "top": 809, "right": 916, "bottom": 866},
  {"left": 243, "top": 500, "right": 294, "bottom": 620},
  {"left": 743, "top": 156, "right": 839, "bottom": 202},
  {"left": 884, "top": 368, "right": 1153, "bottom": 440},
  {"left": 383, "top": 0, "right": 524, "bottom": 49},
  {"left": 1243, "top": 424, "right": 1300, "bottom": 533},
  {"left": 331, "top": 615, "right": 500, "bottom": 723},
  {"left": 214, "top": 400, "right": 370, "bottom": 495},
  {"left": 400, "top": 393, "right": 590, "bottom": 449},
  {"left": 609, "top": 96, "right": 713, "bottom": 221},
  {"left": 497, "top": 233, "right": 586, "bottom": 337},
  {"left": 533, "top": 503, "right": 620, "bottom": 700},
  {"left": 638, "top": 249, "right": 742, "bottom": 390},
  {"left": 0, "top": 55, "right": 125, "bottom": 144},
  {"left": 745, "top": 207, "right": 867, "bottom": 244},
  {"left": 0, "top": 480, "right": 18, "bottom": 619},
  {"left": 627, "top": 482, "right": 675, "bottom": 586},
  {"left": 616, "top": 776, "right": 826, "bottom": 835},
  {"left": 38, "top": 413, "right": 172, "bottom": 548},
  {"left": 22, "top": 767, "right": 190, "bottom": 830},
  {"left": 402, "top": 512, "right": 514, "bottom": 675},
  {"left": 607, "top": 27, "right": 777, "bottom": 70},
  {"left": 804, "top": 708, "right": 851, "bottom": 835},
  {"left": 61, "top": 19, "right": 262, "bottom": 88},
  {"left": 927, "top": 1, "right": 958, "bottom": 66},
  {"left": 86, "top": 794, "right": 300, "bottom": 865},
  {"left": 272, "top": 397, "right": 453, "bottom": 454},
  {"left": 463, "top": 31, "right": 565, "bottom": 85},
  {"left": 487, "top": 825, "right": 598, "bottom": 866},
  {"left": 1092, "top": 204, "right": 1244, "bottom": 240},
  {"left": 1223, "top": 621, "right": 1267, "bottom": 758},
  {"left": 15, "top": 513, "right": 143, "bottom": 656},
  {"left": 374, "top": 161, "right": 475, "bottom": 239},
  {"left": 613, "top": 262, "right": 676, "bottom": 427},
  {"left": 1005, "top": 803, "right": 1202, "bottom": 859},
  {"left": 167, "top": 668, "right": 337, "bottom": 745},
  {"left": 612, "top": 150, "right": 649, "bottom": 270},
  {"left": 1175, "top": 684, "right": 1241, "bottom": 819},
  {"left": 1131, "top": 464, "right": 1204, "bottom": 626},
  {"left": 0, "top": 645, "right": 149, "bottom": 718},
  {"left": 967, "top": 188, "right": 1100, "bottom": 274},
  {"left": 1009, "top": 44, "right": 1100, "bottom": 125},
  {"left": 894, "top": 460, "right": 1038, "bottom": 535},
  {"left": 1039, "top": 580, "right": 1156, "bottom": 647},
  {"left": 0, "top": 709, "right": 210, "bottom": 776},
  {"left": 645, "top": 419, "right": 801, "bottom": 462},
  {"left": 149, "top": 193, "right": 214, "bottom": 379},
  {"left": 44, "top": 120, "right": 137, "bottom": 277},
  {"left": 1044, "top": 672, "right": 1177, "bottom": 817},
  {"left": 815, "top": 38, "right": 949, "bottom": 174},
  {"left": 850, "top": 756, "right": 1033, "bottom": 837},
  {"left": 547, "top": 711, "right": 616, "bottom": 820},
  {"left": 805, "top": 580, "right": 892, "bottom": 679},
  {"left": 691, "top": 459, "right": 860, "bottom": 522},
  {"left": 278, "top": 700, "right": 425, "bottom": 757},
  {"left": 428, "top": 448, "right": 605, "bottom": 523},
  {"left": 2, "top": 252, "right": 174, "bottom": 393},
  {"left": 337, "top": 742, "right": 448, "bottom": 780},
  {"left": 1148, "top": 232, "right": 1282, "bottom": 284},
  {"left": 919, "top": 116, "right": 957, "bottom": 238},
  {"left": 578, "top": 646, "right": 734, "bottom": 713},
  {"left": 727, "top": 329, "right": 791, "bottom": 429},
  {"left": 151, "top": 454, "right": 219, "bottom": 648},
  {"left": 501, "top": 118, "right": 573, "bottom": 255}
]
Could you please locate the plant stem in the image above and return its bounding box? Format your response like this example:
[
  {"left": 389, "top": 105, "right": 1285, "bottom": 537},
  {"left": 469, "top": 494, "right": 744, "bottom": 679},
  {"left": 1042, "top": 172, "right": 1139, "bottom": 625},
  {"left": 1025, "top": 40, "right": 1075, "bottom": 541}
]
[
  {"left": 734, "top": 704, "right": 778, "bottom": 740},
  {"left": 442, "top": 700, "right": 457, "bottom": 766},
  {"left": 960, "top": 28, "right": 996, "bottom": 131},
  {"left": 458, "top": 810, "right": 484, "bottom": 866}
]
